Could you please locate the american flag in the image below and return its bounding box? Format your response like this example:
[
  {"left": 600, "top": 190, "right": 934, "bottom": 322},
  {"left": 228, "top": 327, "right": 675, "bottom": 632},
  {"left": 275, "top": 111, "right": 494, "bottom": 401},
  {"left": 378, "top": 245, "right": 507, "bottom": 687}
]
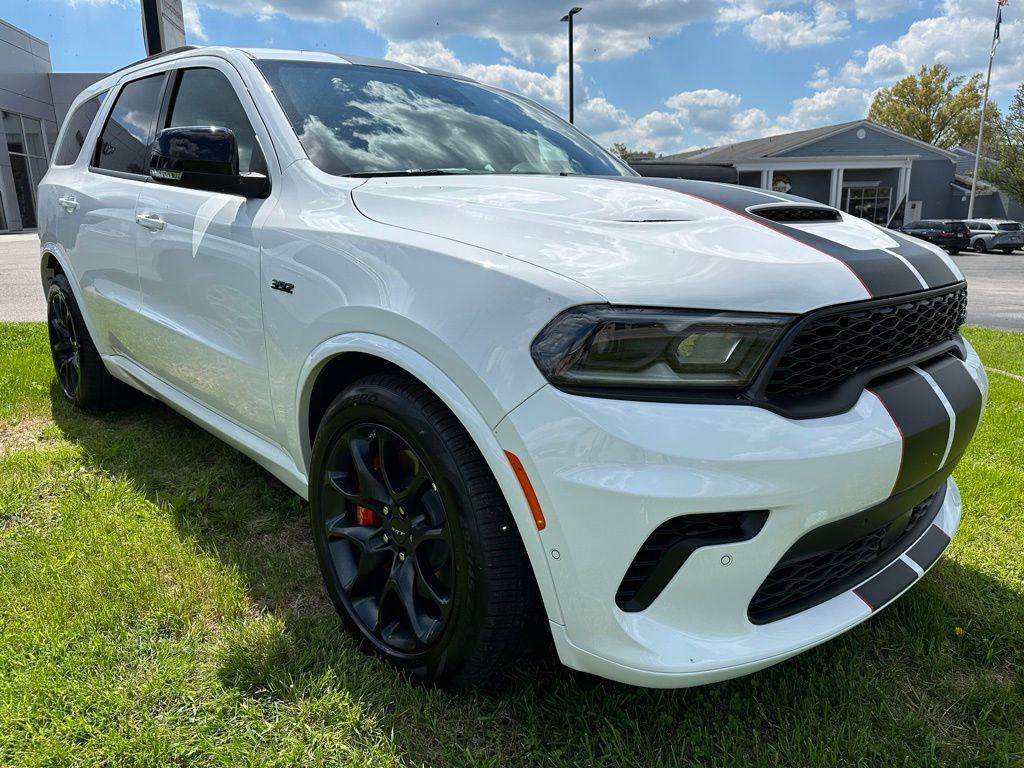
[{"left": 993, "top": 2, "right": 1007, "bottom": 54}]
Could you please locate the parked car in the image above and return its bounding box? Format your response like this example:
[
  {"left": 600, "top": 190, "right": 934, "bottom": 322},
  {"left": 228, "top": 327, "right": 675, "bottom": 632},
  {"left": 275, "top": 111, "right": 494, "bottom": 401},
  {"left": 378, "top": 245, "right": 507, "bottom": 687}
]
[
  {"left": 899, "top": 219, "right": 972, "bottom": 254},
  {"left": 37, "top": 46, "right": 987, "bottom": 690},
  {"left": 964, "top": 219, "right": 1023, "bottom": 254}
]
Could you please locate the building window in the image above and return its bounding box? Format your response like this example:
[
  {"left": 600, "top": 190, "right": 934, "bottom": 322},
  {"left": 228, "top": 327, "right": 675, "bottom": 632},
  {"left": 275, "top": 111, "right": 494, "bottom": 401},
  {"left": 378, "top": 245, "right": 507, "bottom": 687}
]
[
  {"left": 842, "top": 186, "right": 891, "bottom": 226},
  {"left": 3, "top": 111, "right": 50, "bottom": 230},
  {"left": 0, "top": 187, "right": 7, "bottom": 231}
]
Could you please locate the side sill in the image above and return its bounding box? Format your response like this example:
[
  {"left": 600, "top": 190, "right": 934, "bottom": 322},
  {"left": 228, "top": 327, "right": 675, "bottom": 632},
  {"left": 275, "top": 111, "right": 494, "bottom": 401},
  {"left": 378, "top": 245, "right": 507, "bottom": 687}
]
[{"left": 104, "top": 354, "right": 309, "bottom": 497}]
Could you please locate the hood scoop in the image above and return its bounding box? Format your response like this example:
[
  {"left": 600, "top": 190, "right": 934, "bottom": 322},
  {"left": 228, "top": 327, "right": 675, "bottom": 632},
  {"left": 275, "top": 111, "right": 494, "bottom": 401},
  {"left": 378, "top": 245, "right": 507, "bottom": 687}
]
[{"left": 750, "top": 205, "right": 841, "bottom": 223}]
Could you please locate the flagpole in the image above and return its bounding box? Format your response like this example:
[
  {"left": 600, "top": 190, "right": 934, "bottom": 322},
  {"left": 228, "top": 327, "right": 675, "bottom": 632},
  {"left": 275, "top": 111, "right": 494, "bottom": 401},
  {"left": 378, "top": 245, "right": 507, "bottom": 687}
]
[{"left": 968, "top": 1, "right": 1002, "bottom": 218}]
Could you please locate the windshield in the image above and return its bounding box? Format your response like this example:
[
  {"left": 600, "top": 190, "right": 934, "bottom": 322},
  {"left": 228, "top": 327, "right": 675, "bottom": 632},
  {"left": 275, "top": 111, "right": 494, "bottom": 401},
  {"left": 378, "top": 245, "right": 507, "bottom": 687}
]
[{"left": 256, "top": 60, "right": 631, "bottom": 178}]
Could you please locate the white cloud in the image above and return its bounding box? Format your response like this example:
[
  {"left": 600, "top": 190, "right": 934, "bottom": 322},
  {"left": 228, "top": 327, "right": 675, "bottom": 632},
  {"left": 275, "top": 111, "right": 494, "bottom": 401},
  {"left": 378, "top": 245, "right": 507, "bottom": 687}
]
[
  {"left": 386, "top": 40, "right": 871, "bottom": 155},
  {"left": 182, "top": 0, "right": 207, "bottom": 42},
  {"left": 190, "top": 0, "right": 721, "bottom": 63},
  {"left": 745, "top": 2, "right": 849, "bottom": 49},
  {"left": 834, "top": 0, "right": 1023, "bottom": 94}
]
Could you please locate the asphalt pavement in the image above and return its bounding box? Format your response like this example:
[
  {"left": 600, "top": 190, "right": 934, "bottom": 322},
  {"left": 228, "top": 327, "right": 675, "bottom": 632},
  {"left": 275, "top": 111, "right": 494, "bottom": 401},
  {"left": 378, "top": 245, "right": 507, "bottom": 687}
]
[
  {"left": 1, "top": 234, "right": 1022, "bottom": 329},
  {"left": 0, "top": 234, "right": 45, "bottom": 323}
]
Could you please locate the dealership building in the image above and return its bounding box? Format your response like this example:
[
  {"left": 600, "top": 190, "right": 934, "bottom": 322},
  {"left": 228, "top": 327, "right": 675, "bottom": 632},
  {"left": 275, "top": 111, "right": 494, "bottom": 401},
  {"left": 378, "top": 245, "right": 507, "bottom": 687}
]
[
  {"left": 0, "top": 18, "right": 103, "bottom": 232},
  {"left": 651, "top": 119, "right": 1024, "bottom": 225}
]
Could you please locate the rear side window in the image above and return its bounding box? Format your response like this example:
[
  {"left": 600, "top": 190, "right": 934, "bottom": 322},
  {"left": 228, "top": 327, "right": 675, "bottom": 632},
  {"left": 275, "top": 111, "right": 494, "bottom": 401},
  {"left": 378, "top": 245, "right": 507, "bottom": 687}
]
[
  {"left": 165, "top": 68, "right": 265, "bottom": 174},
  {"left": 999, "top": 222, "right": 1021, "bottom": 232},
  {"left": 54, "top": 91, "right": 107, "bottom": 166},
  {"left": 95, "top": 74, "right": 166, "bottom": 175}
]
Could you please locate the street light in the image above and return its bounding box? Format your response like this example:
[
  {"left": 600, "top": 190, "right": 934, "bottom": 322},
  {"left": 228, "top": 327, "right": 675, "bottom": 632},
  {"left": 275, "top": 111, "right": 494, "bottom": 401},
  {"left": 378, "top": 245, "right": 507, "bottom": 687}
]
[{"left": 561, "top": 6, "right": 582, "bottom": 123}]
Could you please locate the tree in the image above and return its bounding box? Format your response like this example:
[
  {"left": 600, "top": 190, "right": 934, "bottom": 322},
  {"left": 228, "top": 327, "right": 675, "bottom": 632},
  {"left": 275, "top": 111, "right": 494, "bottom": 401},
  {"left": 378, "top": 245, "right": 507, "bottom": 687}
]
[
  {"left": 609, "top": 142, "right": 657, "bottom": 162},
  {"left": 868, "top": 64, "right": 1001, "bottom": 150},
  {"left": 983, "top": 82, "right": 1024, "bottom": 205}
]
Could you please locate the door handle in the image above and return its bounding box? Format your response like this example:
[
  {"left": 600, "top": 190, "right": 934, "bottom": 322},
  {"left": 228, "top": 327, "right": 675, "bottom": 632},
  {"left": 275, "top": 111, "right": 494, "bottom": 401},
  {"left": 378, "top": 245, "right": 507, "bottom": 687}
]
[
  {"left": 135, "top": 213, "right": 166, "bottom": 231},
  {"left": 58, "top": 196, "right": 79, "bottom": 212}
]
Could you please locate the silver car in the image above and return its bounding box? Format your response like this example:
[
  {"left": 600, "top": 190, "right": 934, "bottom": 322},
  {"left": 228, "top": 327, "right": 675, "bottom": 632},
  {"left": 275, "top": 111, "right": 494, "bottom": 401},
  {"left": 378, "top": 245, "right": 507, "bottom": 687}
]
[{"left": 964, "top": 219, "right": 1024, "bottom": 254}]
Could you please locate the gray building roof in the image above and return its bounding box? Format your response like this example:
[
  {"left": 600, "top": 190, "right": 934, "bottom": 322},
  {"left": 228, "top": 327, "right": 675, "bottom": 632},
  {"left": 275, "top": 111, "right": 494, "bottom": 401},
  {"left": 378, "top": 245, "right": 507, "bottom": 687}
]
[
  {"left": 663, "top": 121, "right": 862, "bottom": 163},
  {"left": 664, "top": 120, "right": 959, "bottom": 164}
]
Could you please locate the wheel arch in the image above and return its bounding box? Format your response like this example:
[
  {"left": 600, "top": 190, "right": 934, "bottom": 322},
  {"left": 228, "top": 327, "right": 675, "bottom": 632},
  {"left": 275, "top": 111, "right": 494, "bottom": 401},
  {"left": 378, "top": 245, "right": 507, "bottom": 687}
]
[{"left": 296, "top": 333, "right": 563, "bottom": 624}]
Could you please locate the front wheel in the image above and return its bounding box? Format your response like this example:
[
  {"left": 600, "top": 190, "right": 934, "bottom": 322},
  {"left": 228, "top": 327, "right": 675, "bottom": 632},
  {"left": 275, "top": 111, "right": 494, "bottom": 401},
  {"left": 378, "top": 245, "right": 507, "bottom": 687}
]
[
  {"left": 309, "top": 372, "right": 542, "bottom": 688},
  {"left": 973, "top": 240, "right": 988, "bottom": 253}
]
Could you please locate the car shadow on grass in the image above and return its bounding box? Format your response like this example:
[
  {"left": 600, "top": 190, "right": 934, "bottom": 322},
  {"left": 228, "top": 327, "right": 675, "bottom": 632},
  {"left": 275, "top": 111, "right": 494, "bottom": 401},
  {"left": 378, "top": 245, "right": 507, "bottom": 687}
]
[{"left": 49, "top": 387, "right": 1023, "bottom": 767}]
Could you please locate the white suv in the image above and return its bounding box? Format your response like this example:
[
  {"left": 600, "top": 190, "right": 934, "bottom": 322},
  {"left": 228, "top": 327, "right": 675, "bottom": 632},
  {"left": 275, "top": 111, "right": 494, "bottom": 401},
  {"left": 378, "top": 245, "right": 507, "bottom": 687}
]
[{"left": 38, "top": 46, "right": 987, "bottom": 689}]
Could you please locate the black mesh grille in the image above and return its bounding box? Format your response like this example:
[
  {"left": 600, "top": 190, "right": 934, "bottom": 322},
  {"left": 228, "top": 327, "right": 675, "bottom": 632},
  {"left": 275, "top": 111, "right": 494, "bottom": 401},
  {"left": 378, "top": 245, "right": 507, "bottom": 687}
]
[
  {"left": 753, "top": 206, "right": 841, "bottom": 223},
  {"left": 748, "top": 492, "right": 940, "bottom": 623},
  {"left": 616, "top": 511, "right": 767, "bottom": 612},
  {"left": 765, "top": 286, "right": 967, "bottom": 398}
]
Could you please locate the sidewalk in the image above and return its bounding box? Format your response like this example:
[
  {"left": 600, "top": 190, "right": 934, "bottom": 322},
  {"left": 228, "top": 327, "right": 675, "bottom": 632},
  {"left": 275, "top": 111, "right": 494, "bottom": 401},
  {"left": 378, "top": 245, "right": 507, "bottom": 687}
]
[{"left": 0, "top": 233, "right": 44, "bottom": 322}]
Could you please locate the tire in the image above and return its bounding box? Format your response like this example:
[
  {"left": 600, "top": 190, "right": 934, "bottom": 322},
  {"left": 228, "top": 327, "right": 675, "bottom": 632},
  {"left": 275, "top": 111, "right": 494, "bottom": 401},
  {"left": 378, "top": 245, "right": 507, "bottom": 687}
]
[
  {"left": 309, "top": 372, "right": 542, "bottom": 688},
  {"left": 947, "top": 249, "right": 960, "bottom": 255},
  {"left": 1001, "top": 248, "right": 1015, "bottom": 255},
  {"left": 974, "top": 240, "right": 988, "bottom": 253},
  {"left": 46, "top": 274, "right": 132, "bottom": 412}
]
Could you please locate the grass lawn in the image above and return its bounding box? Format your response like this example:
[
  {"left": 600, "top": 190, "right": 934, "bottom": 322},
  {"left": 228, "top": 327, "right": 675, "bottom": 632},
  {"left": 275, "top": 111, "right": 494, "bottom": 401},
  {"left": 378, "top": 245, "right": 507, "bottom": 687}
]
[{"left": 0, "top": 322, "right": 1021, "bottom": 768}]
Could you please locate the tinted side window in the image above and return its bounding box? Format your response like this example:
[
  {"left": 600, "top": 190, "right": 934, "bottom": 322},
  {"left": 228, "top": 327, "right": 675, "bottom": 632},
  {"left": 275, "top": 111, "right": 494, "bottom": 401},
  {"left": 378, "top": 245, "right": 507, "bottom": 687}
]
[
  {"left": 96, "top": 74, "right": 166, "bottom": 175},
  {"left": 166, "top": 68, "right": 264, "bottom": 174},
  {"left": 54, "top": 91, "right": 107, "bottom": 166}
]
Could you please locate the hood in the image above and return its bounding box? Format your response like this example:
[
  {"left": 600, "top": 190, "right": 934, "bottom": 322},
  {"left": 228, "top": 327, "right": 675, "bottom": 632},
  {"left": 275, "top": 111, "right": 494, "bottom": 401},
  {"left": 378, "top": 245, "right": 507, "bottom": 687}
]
[{"left": 351, "top": 175, "right": 962, "bottom": 314}]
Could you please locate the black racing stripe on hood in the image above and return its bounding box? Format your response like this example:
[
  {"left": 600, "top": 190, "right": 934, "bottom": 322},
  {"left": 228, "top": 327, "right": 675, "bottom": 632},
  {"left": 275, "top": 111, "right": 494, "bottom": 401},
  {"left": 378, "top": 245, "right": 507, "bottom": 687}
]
[
  {"left": 608, "top": 176, "right": 955, "bottom": 298},
  {"left": 885, "top": 230, "right": 962, "bottom": 287}
]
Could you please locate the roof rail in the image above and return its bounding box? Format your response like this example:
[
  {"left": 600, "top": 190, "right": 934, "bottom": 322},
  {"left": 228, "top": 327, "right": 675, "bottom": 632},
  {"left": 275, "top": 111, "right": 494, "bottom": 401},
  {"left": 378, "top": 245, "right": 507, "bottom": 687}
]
[{"left": 109, "top": 45, "right": 199, "bottom": 76}]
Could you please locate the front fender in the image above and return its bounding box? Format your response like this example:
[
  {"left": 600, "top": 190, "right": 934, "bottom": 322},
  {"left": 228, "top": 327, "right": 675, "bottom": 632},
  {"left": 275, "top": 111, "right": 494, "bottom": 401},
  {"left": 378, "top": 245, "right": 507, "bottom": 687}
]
[{"left": 296, "top": 331, "right": 563, "bottom": 624}]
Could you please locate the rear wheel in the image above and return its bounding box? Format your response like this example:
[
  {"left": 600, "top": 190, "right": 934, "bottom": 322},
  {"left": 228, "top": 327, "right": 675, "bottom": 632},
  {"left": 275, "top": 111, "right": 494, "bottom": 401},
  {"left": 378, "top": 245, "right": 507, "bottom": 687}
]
[
  {"left": 310, "top": 372, "right": 542, "bottom": 688},
  {"left": 47, "top": 274, "right": 132, "bottom": 412},
  {"left": 974, "top": 239, "right": 988, "bottom": 253}
]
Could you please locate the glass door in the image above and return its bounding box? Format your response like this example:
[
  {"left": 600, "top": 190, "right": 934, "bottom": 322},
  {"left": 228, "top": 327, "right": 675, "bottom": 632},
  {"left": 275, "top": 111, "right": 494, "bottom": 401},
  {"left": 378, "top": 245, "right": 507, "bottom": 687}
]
[
  {"left": 842, "top": 186, "right": 892, "bottom": 225},
  {"left": 3, "top": 111, "right": 49, "bottom": 230}
]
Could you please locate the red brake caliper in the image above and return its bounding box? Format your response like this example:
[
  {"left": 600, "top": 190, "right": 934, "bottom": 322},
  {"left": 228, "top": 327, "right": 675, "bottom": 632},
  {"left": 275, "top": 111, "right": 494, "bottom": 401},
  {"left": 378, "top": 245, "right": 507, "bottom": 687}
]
[{"left": 354, "top": 451, "right": 384, "bottom": 526}]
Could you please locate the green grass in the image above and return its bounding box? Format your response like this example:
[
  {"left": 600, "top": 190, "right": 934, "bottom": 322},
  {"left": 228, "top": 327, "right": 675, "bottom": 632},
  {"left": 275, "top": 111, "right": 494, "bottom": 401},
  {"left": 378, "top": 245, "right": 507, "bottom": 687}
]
[{"left": 0, "top": 323, "right": 1021, "bottom": 767}]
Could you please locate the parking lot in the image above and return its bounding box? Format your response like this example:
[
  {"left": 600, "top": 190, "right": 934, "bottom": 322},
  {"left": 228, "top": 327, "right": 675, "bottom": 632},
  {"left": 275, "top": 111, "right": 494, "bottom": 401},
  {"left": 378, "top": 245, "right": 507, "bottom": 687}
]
[{"left": 1, "top": 234, "right": 1022, "bottom": 329}]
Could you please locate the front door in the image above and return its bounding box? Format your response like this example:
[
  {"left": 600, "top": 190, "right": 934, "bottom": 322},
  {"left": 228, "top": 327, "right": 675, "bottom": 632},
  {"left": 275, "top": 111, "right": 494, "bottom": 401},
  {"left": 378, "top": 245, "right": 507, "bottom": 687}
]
[{"left": 132, "top": 62, "right": 277, "bottom": 438}]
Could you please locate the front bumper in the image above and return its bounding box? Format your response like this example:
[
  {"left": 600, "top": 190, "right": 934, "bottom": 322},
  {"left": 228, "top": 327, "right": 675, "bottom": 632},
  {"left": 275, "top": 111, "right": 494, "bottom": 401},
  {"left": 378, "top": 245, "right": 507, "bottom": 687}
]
[{"left": 495, "top": 342, "right": 987, "bottom": 688}]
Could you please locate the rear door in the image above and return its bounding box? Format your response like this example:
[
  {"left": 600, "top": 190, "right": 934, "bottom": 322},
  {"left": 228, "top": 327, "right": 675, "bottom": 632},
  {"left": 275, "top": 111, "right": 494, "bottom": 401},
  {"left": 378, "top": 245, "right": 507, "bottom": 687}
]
[
  {"left": 60, "top": 73, "right": 167, "bottom": 354},
  {"left": 132, "top": 60, "right": 278, "bottom": 438}
]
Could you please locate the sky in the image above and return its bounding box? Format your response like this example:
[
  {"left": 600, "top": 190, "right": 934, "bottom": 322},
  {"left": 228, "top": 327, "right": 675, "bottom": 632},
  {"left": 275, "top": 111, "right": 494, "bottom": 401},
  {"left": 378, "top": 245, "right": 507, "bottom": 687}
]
[{"left": 3, "top": 0, "right": 1022, "bottom": 155}]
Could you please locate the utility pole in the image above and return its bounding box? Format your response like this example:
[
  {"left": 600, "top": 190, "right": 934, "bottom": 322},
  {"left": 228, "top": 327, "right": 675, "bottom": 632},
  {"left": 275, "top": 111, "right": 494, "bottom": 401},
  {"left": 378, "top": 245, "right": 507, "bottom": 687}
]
[{"left": 561, "top": 7, "right": 582, "bottom": 123}]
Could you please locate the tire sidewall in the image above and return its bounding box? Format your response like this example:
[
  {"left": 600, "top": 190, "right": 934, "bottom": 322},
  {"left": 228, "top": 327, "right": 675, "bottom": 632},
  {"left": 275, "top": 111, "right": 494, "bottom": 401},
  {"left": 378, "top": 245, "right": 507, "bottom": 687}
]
[
  {"left": 46, "top": 276, "right": 83, "bottom": 405},
  {"left": 309, "top": 379, "right": 489, "bottom": 682}
]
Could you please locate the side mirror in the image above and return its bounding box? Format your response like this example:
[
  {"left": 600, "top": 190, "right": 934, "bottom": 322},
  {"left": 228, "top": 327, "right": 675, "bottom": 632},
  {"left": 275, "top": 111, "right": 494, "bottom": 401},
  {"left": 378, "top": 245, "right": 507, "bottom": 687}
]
[{"left": 148, "top": 126, "right": 269, "bottom": 198}]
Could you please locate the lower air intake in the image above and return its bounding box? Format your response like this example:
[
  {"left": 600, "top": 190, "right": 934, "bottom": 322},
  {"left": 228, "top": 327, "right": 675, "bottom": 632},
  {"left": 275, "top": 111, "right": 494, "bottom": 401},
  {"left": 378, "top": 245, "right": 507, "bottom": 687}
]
[
  {"left": 748, "top": 489, "right": 944, "bottom": 624},
  {"left": 616, "top": 510, "right": 768, "bottom": 612}
]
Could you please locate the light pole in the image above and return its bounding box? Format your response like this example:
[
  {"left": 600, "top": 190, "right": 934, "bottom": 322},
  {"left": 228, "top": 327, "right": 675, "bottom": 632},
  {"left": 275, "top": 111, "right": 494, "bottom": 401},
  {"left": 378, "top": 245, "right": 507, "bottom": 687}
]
[{"left": 561, "top": 6, "right": 582, "bottom": 123}]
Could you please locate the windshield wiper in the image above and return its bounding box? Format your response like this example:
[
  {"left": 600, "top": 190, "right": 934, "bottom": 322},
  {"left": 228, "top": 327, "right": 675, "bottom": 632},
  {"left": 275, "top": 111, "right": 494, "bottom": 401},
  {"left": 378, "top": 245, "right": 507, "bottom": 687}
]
[{"left": 342, "top": 168, "right": 480, "bottom": 178}]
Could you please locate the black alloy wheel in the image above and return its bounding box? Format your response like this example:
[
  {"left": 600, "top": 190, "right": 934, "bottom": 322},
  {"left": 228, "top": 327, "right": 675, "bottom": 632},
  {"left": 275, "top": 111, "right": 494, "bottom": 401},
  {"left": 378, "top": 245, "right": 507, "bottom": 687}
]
[
  {"left": 45, "top": 273, "right": 134, "bottom": 412},
  {"left": 320, "top": 423, "right": 454, "bottom": 652},
  {"left": 310, "top": 373, "right": 542, "bottom": 688},
  {"left": 47, "top": 289, "right": 81, "bottom": 400}
]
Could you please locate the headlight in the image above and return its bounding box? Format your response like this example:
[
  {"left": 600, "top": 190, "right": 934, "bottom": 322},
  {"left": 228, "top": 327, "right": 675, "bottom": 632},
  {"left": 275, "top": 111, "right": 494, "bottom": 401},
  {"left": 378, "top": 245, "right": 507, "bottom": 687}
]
[{"left": 531, "top": 305, "right": 792, "bottom": 390}]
